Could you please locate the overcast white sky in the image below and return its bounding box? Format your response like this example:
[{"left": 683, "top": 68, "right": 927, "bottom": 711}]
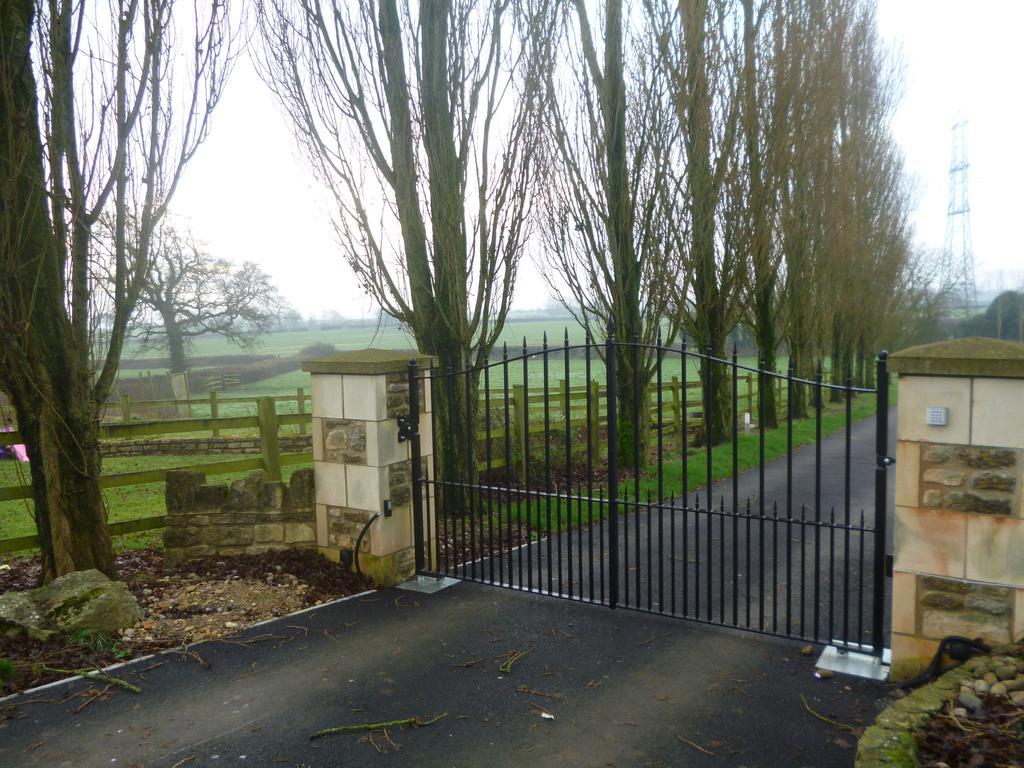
[{"left": 171, "top": 0, "right": 1024, "bottom": 318}]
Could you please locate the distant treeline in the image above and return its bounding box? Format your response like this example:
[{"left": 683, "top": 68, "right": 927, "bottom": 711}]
[{"left": 953, "top": 291, "right": 1024, "bottom": 342}]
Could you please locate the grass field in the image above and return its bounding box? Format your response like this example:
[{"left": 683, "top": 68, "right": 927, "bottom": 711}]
[{"left": 122, "top": 318, "right": 588, "bottom": 361}]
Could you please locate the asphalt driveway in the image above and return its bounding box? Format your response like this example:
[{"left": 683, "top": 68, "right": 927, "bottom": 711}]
[{"left": 1, "top": 579, "right": 889, "bottom": 767}]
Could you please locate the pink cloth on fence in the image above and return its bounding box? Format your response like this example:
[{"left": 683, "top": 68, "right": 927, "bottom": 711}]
[{"left": 12, "top": 443, "right": 28, "bottom": 462}]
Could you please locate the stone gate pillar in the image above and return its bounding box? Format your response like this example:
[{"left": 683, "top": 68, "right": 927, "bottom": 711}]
[
  {"left": 303, "top": 350, "right": 434, "bottom": 586},
  {"left": 889, "top": 338, "right": 1024, "bottom": 680}
]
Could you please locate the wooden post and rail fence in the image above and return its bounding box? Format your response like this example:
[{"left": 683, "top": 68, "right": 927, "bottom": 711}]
[
  {"left": 0, "top": 374, "right": 776, "bottom": 554},
  {"left": 0, "top": 398, "right": 311, "bottom": 555}
]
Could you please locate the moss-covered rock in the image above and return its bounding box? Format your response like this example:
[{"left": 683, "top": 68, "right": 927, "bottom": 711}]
[{"left": 0, "top": 569, "right": 142, "bottom": 638}]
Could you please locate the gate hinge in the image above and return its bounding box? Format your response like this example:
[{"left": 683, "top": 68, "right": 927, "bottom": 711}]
[{"left": 396, "top": 414, "right": 415, "bottom": 443}]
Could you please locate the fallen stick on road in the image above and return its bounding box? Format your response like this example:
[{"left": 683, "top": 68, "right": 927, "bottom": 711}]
[{"left": 310, "top": 712, "right": 447, "bottom": 739}]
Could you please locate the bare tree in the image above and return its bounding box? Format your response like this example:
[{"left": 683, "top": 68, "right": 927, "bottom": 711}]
[
  {"left": 540, "top": 0, "right": 683, "bottom": 469},
  {"left": 129, "top": 222, "right": 283, "bottom": 373},
  {"left": 0, "top": 0, "right": 235, "bottom": 581},
  {"left": 649, "top": 0, "right": 746, "bottom": 445},
  {"left": 256, "top": 0, "right": 551, "bottom": 482}
]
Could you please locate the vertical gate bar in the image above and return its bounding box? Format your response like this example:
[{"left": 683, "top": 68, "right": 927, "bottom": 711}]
[
  {"left": 731, "top": 345, "right": 739, "bottom": 625},
  {"left": 786, "top": 501, "right": 792, "bottom": 636},
  {"left": 829, "top": 506, "right": 836, "bottom": 642},
  {"left": 656, "top": 331, "right": 664, "bottom": 612},
  {"left": 564, "top": 330, "right": 573, "bottom": 599},
  {"left": 682, "top": 339, "right": 689, "bottom": 616},
  {"left": 576, "top": 482, "right": 584, "bottom": 600},
  {"left": 555, "top": 491, "right": 563, "bottom": 594},
  {"left": 624, "top": 485, "right": 631, "bottom": 607},
  {"left": 814, "top": 362, "right": 823, "bottom": 641},
  {"left": 858, "top": 509, "right": 865, "bottom": 643},
  {"left": 646, "top": 488, "right": 653, "bottom": 610},
  {"left": 606, "top": 327, "right": 619, "bottom": 609},
  {"left": 719, "top": 496, "right": 725, "bottom": 623},
  {"left": 431, "top": 369, "right": 445, "bottom": 574},
  {"left": 800, "top": 504, "right": 807, "bottom": 637},
  {"left": 633, "top": 335, "right": 641, "bottom": 609},
  {"left": 704, "top": 348, "right": 713, "bottom": 623},
  {"left": 503, "top": 345, "right": 512, "bottom": 586},
  {"left": 745, "top": 497, "right": 751, "bottom": 627},
  {"left": 445, "top": 367, "right": 459, "bottom": 576},
  {"left": 409, "top": 360, "right": 424, "bottom": 574},
  {"left": 465, "top": 361, "right": 476, "bottom": 580},
  {"left": 670, "top": 355, "right": 677, "bottom": 615},
  {"left": 695, "top": 491, "right": 701, "bottom": 618},
  {"left": 522, "top": 340, "right": 532, "bottom": 593},
  {"left": 772, "top": 501, "right": 778, "bottom": 633},
  {"left": 872, "top": 352, "right": 890, "bottom": 656},
  {"left": 543, "top": 333, "right": 554, "bottom": 595},
  {"left": 424, "top": 474, "right": 434, "bottom": 573},
  {"left": 585, "top": 334, "right": 595, "bottom": 601},
  {"left": 599, "top": 488, "right": 606, "bottom": 605},
  {"left": 843, "top": 373, "right": 853, "bottom": 643},
  {"left": 484, "top": 363, "right": 494, "bottom": 583},
  {"left": 758, "top": 361, "right": 766, "bottom": 630},
  {"left": 786, "top": 360, "right": 794, "bottom": 633},
  {"left": 632, "top": 335, "right": 641, "bottom": 501}
]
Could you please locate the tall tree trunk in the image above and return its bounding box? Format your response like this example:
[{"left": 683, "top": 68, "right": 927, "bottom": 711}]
[
  {"left": 0, "top": 0, "right": 115, "bottom": 582},
  {"left": 753, "top": 286, "right": 779, "bottom": 429},
  {"left": 602, "top": 0, "right": 649, "bottom": 471},
  {"left": 11, "top": 386, "right": 113, "bottom": 582},
  {"left": 160, "top": 309, "right": 188, "bottom": 373}
]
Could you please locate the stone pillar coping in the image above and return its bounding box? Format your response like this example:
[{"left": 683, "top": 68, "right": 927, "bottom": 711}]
[
  {"left": 302, "top": 348, "right": 435, "bottom": 376},
  {"left": 890, "top": 337, "right": 1024, "bottom": 379}
]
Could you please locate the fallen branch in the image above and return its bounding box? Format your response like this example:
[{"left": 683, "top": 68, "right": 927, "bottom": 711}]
[
  {"left": 799, "top": 693, "right": 858, "bottom": 733},
  {"left": 74, "top": 684, "right": 113, "bottom": 713},
  {"left": 499, "top": 645, "right": 535, "bottom": 674},
  {"left": 29, "top": 665, "right": 141, "bottom": 694},
  {"left": 677, "top": 735, "right": 715, "bottom": 756},
  {"left": 516, "top": 685, "right": 563, "bottom": 701},
  {"left": 310, "top": 712, "right": 447, "bottom": 740}
]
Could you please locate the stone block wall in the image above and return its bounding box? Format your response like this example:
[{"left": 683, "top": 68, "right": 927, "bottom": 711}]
[
  {"left": 163, "top": 468, "right": 316, "bottom": 568},
  {"left": 102, "top": 434, "right": 312, "bottom": 458},
  {"left": 890, "top": 337, "right": 1024, "bottom": 681}
]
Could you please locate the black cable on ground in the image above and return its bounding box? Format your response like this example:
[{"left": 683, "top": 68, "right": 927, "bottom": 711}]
[{"left": 353, "top": 512, "right": 381, "bottom": 580}]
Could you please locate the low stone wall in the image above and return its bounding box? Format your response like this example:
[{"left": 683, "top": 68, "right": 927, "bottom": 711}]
[
  {"left": 102, "top": 434, "right": 312, "bottom": 458},
  {"left": 856, "top": 645, "right": 1024, "bottom": 767},
  {"left": 855, "top": 662, "right": 974, "bottom": 767},
  {"left": 163, "top": 468, "right": 316, "bottom": 568}
]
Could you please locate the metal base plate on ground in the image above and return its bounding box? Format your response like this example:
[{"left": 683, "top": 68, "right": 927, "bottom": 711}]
[
  {"left": 816, "top": 642, "right": 891, "bottom": 681},
  {"left": 397, "top": 575, "right": 461, "bottom": 594}
]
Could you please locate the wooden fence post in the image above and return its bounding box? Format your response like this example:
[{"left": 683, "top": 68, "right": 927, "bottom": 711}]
[
  {"left": 588, "top": 381, "right": 600, "bottom": 461},
  {"left": 670, "top": 376, "right": 682, "bottom": 440},
  {"left": 210, "top": 390, "right": 219, "bottom": 437},
  {"left": 121, "top": 395, "right": 131, "bottom": 424},
  {"left": 297, "top": 387, "right": 307, "bottom": 435},
  {"left": 512, "top": 383, "right": 527, "bottom": 485},
  {"left": 257, "top": 397, "right": 282, "bottom": 481},
  {"left": 746, "top": 373, "right": 754, "bottom": 414}
]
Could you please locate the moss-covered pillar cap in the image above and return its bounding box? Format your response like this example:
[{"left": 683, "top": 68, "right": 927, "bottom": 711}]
[
  {"left": 302, "top": 348, "right": 435, "bottom": 376},
  {"left": 889, "top": 337, "right": 1024, "bottom": 378}
]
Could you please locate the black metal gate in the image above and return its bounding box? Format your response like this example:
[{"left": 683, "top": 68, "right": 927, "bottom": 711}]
[{"left": 407, "top": 331, "right": 891, "bottom": 656}]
